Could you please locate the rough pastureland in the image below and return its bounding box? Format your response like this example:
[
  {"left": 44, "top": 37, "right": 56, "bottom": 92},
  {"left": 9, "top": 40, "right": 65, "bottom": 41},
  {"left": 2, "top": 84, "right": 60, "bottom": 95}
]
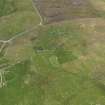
[{"left": 33, "top": 0, "right": 97, "bottom": 23}]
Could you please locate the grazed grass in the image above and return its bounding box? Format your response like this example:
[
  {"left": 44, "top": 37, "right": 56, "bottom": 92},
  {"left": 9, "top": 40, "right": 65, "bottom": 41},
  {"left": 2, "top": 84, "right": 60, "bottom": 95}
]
[
  {"left": 29, "top": 19, "right": 105, "bottom": 105},
  {"left": 0, "top": 0, "right": 16, "bottom": 17},
  {"left": 1, "top": 0, "right": 105, "bottom": 105},
  {"left": 0, "top": 0, "right": 40, "bottom": 40}
]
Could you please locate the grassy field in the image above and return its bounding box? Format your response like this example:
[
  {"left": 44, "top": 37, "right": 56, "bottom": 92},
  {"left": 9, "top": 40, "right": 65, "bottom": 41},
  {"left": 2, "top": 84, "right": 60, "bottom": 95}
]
[
  {"left": 0, "top": 0, "right": 40, "bottom": 40},
  {"left": 0, "top": 0, "right": 16, "bottom": 17},
  {"left": 1, "top": 0, "right": 105, "bottom": 105}
]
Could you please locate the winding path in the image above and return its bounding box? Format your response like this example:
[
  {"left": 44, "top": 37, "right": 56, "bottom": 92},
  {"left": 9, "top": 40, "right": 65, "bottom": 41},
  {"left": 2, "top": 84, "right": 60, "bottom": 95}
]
[
  {"left": 0, "top": 0, "right": 43, "bottom": 53},
  {"left": 0, "top": 0, "right": 43, "bottom": 87}
]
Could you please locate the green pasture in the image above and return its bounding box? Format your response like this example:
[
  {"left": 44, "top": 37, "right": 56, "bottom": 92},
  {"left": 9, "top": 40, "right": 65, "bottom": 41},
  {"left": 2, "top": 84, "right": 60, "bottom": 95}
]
[{"left": 1, "top": 0, "right": 105, "bottom": 105}]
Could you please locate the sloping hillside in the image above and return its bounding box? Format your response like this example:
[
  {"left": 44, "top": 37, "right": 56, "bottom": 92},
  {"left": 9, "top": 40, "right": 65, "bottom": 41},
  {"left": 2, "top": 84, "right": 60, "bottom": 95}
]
[{"left": 1, "top": 0, "right": 105, "bottom": 105}]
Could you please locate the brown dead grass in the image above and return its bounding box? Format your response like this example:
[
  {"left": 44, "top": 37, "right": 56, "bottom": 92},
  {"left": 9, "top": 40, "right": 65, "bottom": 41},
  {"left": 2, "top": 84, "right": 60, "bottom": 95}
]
[{"left": 33, "top": 0, "right": 97, "bottom": 24}]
